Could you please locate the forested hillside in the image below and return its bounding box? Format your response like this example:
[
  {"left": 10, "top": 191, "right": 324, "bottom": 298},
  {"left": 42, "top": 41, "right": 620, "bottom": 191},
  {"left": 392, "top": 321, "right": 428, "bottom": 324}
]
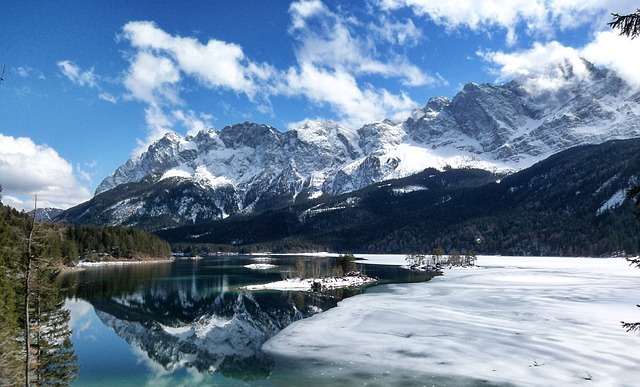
[{"left": 0, "top": 190, "right": 171, "bottom": 385}]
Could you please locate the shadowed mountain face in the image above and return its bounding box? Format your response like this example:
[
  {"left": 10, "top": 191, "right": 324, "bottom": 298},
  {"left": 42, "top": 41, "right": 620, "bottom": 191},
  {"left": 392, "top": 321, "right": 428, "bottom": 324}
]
[
  {"left": 57, "top": 61, "right": 640, "bottom": 231},
  {"left": 157, "top": 138, "right": 640, "bottom": 256}
]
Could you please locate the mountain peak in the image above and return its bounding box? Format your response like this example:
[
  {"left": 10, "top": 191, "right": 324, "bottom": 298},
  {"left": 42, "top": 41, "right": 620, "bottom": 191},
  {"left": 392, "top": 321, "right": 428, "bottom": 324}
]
[{"left": 84, "top": 63, "right": 640, "bottom": 229}]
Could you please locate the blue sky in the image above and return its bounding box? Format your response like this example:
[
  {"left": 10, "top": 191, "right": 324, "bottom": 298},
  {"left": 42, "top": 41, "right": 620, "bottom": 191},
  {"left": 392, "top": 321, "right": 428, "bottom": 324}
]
[{"left": 1, "top": 0, "right": 639, "bottom": 210}]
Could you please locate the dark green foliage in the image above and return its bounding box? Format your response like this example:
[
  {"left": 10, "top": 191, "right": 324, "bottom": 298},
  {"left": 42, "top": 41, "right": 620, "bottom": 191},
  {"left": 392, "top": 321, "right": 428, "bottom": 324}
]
[
  {"left": 335, "top": 253, "right": 356, "bottom": 276},
  {"left": 0, "top": 203, "right": 25, "bottom": 386},
  {"left": 66, "top": 224, "right": 171, "bottom": 261},
  {"left": 0, "top": 198, "right": 171, "bottom": 385},
  {"left": 0, "top": 201, "right": 80, "bottom": 385}
]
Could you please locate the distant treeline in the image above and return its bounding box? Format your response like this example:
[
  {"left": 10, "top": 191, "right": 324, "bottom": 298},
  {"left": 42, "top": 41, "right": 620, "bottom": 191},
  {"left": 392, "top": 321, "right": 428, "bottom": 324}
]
[{"left": 66, "top": 224, "right": 171, "bottom": 261}]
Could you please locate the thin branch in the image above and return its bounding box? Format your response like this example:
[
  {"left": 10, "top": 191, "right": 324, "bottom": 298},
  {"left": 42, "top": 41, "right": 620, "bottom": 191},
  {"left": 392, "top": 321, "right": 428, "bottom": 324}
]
[{"left": 608, "top": 9, "right": 640, "bottom": 39}]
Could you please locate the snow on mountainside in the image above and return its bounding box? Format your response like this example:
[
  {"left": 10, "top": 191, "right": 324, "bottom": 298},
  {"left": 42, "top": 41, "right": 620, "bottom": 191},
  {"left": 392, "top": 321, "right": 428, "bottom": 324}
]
[{"left": 78, "top": 60, "right": 640, "bottom": 229}]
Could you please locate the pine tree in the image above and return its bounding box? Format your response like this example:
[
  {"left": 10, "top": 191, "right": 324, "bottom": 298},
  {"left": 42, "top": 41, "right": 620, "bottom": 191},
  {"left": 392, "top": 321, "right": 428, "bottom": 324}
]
[{"left": 609, "top": 6, "right": 640, "bottom": 333}]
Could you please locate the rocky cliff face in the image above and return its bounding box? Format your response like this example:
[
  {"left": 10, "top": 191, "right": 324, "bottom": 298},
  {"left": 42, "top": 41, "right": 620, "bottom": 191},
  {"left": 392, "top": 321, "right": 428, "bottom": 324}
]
[{"left": 61, "top": 60, "right": 640, "bottom": 230}]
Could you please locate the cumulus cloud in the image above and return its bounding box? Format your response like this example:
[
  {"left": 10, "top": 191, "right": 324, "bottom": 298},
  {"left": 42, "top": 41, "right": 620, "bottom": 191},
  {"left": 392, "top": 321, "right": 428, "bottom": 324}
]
[
  {"left": 581, "top": 30, "right": 640, "bottom": 86},
  {"left": 479, "top": 41, "right": 590, "bottom": 94},
  {"left": 121, "top": 8, "right": 434, "bottom": 151},
  {"left": 123, "top": 51, "right": 182, "bottom": 106},
  {"left": 274, "top": 0, "right": 434, "bottom": 127},
  {"left": 279, "top": 63, "right": 416, "bottom": 128},
  {"left": 0, "top": 134, "right": 92, "bottom": 210},
  {"left": 120, "top": 20, "right": 276, "bottom": 153},
  {"left": 121, "top": 21, "right": 271, "bottom": 98},
  {"left": 479, "top": 31, "right": 640, "bottom": 93},
  {"left": 57, "top": 60, "right": 98, "bottom": 88}
]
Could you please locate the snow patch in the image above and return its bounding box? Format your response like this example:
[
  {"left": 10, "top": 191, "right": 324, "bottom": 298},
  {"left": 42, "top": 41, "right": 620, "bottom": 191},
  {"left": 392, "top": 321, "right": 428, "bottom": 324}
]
[
  {"left": 244, "top": 264, "right": 277, "bottom": 270},
  {"left": 597, "top": 189, "right": 626, "bottom": 215},
  {"left": 392, "top": 185, "right": 427, "bottom": 195}
]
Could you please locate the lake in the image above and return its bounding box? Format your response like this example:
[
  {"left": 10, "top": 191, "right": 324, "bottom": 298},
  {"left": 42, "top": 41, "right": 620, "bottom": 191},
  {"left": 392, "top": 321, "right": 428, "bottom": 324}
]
[{"left": 59, "top": 254, "right": 436, "bottom": 386}]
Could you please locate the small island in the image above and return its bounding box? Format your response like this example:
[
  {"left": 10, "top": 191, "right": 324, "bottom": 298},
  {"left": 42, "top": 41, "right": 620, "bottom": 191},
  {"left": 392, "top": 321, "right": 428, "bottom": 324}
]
[
  {"left": 241, "top": 253, "right": 378, "bottom": 291},
  {"left": 242, "top": 270, "right": 378, "bottom": 291}
]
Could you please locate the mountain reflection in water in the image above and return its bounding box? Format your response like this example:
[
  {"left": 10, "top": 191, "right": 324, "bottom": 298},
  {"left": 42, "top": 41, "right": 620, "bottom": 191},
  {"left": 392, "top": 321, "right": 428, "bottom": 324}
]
[{"left": 59, "top": 255, "right": 434, "bottom": 384}]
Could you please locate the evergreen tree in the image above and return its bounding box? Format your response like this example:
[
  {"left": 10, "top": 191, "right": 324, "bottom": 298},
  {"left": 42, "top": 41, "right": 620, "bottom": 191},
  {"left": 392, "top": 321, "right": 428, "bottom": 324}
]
[
  {"left": 609, "top": 7, "right": 640, "bottom": 333},
  {"left": 608, "top": 9, "right": 640, "bottom": 39},
  {"left": 0, "top": 198, "right": 24, "bottom": 386}
]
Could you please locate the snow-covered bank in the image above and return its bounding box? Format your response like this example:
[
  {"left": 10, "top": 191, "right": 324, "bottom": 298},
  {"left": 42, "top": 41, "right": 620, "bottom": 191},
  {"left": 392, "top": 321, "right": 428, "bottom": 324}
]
[
  {"left": 263, "top": 256, "right": 640, "bottom": 386},
  {"left": 77, "top": 258, "right": 173, "bottom": 267}
]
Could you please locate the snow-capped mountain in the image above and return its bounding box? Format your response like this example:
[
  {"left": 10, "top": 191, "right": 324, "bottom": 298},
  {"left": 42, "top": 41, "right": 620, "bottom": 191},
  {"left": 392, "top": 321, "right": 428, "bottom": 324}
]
[{"left": 62, "top": 60, "right": 640, "bottom": 230}]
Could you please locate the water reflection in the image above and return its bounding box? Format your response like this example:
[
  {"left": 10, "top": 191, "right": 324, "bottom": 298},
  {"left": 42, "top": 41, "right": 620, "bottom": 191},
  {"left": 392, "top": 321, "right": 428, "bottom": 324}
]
[{"left": 60, "top": 256, "right": 435, "bottom": 384}]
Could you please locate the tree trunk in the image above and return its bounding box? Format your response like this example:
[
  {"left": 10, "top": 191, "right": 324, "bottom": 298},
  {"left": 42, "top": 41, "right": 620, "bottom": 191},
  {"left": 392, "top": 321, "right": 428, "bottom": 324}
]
[{"left": 24, "top": 195, "right": 37, "bottom": 387}]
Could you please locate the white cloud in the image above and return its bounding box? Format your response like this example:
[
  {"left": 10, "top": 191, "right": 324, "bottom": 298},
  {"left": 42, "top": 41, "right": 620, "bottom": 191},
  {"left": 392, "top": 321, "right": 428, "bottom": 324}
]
[
  {"left": 376, "top": 0, "right": 633, "bottom": 45},
  {"left": 16, "top": 66, "right": 45, "bottom": 79},
  {"left": 371, "top": 16, "right": 422, "bottom": 47},
  {"left": 133, "top": 105, "right": 174, "bottom": 155},
  {"left": 289, "top": 0, "right": 329, "bottom": 30},
  {"left": 121, "top": 21, "right": 269, "bottom": 97},
  {"left": 120, "top": 21, "right": 276, "bottom": 154},
  {"left": 0, "top": 134, "right": 92, "bottom": 210},
  {"left": 123, "top": 51, "right": 182, "bottom": 106},
  {"left": 479, "top": 32, "right": 640, "bottom": 93},
  {"left": 274, "top": 0, "right": 434, "bottom": 128},
  {"left": 279, "top": 63, "right": 416, "bottom": 128},
  {"left": 98, "top": 92, "right": 118, "bottom": 104},
  {"left": 173, "top": 110, "right": 214, "bottom": 137},
  {"left": 479, "top": 41, "right": 590, "bottom": 94},
  {"left": 288, "top": 0, "right": 433, "bottom": 87},
  {"left": 57, "top": 60, "right": 98, "bottom": 88},
  {"left": 581, "top": 30, "right": 640, "bottom": 86}
]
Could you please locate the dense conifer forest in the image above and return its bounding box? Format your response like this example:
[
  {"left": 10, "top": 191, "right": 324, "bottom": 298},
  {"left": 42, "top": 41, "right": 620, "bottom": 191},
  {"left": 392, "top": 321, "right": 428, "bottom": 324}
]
[{"left": 0, "top": 189, "right": 171, "bottom": 385}]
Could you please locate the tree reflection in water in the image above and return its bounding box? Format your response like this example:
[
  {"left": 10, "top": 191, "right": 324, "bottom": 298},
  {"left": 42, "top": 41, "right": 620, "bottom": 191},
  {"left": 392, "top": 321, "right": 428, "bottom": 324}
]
[{"left": 59, "top": 256, "right": 435, "bottom": 382}]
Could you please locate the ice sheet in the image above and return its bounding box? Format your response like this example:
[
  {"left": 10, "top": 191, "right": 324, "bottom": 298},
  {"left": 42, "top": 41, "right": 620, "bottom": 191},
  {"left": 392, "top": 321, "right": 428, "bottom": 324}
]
[{"left": 263, "top": 256, "right": 640, "bottom": 386}]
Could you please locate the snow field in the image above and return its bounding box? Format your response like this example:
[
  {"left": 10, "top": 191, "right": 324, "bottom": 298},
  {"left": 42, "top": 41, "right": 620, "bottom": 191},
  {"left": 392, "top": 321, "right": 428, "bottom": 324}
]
[{"left": 263, "top": 256, "right": 640, "bottom": 386}]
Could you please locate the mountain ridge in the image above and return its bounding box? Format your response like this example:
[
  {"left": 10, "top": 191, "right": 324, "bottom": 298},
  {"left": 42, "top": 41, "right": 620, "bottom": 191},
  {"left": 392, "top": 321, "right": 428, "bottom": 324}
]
[
  {"left": 157, "top": 138, "right": 640, "bottom": 256},
  {"left": 59, "top": 60, "right": 640, "bottom": 231}
]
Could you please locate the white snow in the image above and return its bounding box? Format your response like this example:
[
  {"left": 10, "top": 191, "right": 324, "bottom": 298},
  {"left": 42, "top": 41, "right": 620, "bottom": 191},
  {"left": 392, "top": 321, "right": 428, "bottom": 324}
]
[
  {"left": 597, "top": 189, "right": 627, "bottom": 215},
  {"left": 241, "top": 275, "right": 378, "bottom": 291},
  {"left": 392, "top": 185, "right": 427, "bottom": 195},
  {"left": 263, "top": 256, "right": 640, "bottom": 386},
  {"left": 77, "top": 259, "right": 172, "bottom": 267},
  {"left": 244, "top": 263, "right": 277, "bottom": 270}
]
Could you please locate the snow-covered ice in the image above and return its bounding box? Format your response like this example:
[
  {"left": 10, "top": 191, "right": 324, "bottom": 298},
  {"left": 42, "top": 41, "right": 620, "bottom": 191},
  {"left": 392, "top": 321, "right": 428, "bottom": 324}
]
[
  {"left": 244, "top": 263, "right": 277, "bottom": 270},
  {"left": 241, "top": 275, "right": 378, "bottom": 291},
  {"left": 263, "top": 256, "right": 640, "bottom": 386}
]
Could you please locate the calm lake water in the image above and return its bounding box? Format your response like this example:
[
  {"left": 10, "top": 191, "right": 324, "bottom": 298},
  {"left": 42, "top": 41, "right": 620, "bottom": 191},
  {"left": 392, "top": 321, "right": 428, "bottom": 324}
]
[{"left": 59, "top": 255, "right": 436, "bottom": 386}]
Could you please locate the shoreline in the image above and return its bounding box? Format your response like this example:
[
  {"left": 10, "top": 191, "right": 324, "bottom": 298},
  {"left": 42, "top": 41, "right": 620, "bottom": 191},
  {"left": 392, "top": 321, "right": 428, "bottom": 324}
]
[
  {"left": 75, "top": 257, "right": 174, "bottom": 267},
  {"left": 262, "top": 256, "right": 640, "bottom": 386}
]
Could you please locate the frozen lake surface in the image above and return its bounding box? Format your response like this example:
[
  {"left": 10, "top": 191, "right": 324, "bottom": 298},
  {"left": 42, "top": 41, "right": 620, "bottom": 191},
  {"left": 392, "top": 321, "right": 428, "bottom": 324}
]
[{"left": 263, "top": 256, "right": 640, "bottom": 386}]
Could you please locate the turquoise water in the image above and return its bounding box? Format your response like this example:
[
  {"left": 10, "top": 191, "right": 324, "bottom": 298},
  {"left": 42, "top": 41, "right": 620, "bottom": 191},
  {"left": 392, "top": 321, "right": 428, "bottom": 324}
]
[{"left": 59, "top": 255, "right": 436, "bottom": 386}]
